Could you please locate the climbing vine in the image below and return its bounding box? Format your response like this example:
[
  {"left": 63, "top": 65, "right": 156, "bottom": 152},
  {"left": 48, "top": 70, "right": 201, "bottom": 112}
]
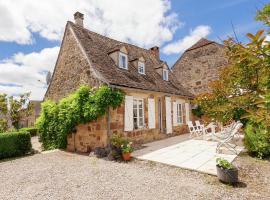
[{"left": 36, "top": 85, "right": 124, "bottom": 150}]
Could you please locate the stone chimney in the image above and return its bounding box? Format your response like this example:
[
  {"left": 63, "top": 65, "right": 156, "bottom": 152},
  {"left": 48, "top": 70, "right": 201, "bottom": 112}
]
[
  {"left": 149, "top": 46, "right": 160, "bottom": 60},
  {"left": 74, "top": 12, "right": 84, "bottom": 27}
]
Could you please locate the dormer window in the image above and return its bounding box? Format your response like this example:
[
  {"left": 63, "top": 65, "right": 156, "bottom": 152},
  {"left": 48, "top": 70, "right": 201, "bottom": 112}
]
[
  {"left": 162, "top": 69, "right": 169, "bottom": 81},
  {"left": 119, "top": 52, "right": 128, "bottom": 69},
  {"left": 138, "top": 61, "right": 145, "bottom": 74}
]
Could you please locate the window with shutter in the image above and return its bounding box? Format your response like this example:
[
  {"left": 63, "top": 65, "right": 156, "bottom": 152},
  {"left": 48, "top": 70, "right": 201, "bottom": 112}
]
[{"left": 133, "top": 98, "right": 144, "bottom": 129}]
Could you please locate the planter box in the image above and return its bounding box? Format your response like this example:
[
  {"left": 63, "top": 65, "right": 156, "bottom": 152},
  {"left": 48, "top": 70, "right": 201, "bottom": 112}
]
[{"left": 216, "top": 165, "right": 238, "bottom": 184}]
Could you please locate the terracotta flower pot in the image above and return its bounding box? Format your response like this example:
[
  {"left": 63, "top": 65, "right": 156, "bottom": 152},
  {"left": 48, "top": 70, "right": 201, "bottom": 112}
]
[
  {"left": 216, "top": 165, "right": 238, "bottom": 184},
  {"left": 122, "top": 152, "right": 131, "bottom": 161}
]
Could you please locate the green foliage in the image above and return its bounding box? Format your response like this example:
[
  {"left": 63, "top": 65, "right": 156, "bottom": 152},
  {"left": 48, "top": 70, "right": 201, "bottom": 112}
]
[
  {"left": 216, "top": 158, "right": 233, "bottom": 170},
  {"left": 191, "top": 105, "right": 204, "bottom": 118},
  {"left": 256, "top": 3, "right": 270, "bottom": 27},
  {"left": 0, "top": 131, "right": 32, "bottom": 159},
  {"left": 109, "top": 134, "right": 129, "bottom": 149},
  {"left": 36, "top": 85, "right": 124, "bottom": 150},
  {"left": 244, "top": 123, "right": 270, "bottom": 159},
  {"left": 0, "top": 93, "right": 32, "bottom": 131},
  {"left": 19, "top": 127, "right": 38, "bottom": 137},
  {"left": 121, "top": 142, "right": 133, "bottom": 153},
  {"left": 0, "top": 118, "right": 8, "bottom": 133}
]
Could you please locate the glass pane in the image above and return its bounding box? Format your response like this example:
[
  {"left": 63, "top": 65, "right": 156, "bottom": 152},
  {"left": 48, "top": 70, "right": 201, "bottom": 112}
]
[
  {"left": 139, "top": 108, "right": 143, "bottom": 117},
  {"left": 138, "top": 100, "right": 143, "bottom": 108},
  {"left": 133, "top": 108, "right": 137, "bottom": 117},
  {"left": 139, "top": 117, "right": 143, "bottom": 127},
  {"left": 134, "top": 118, "right": 138, "bottom": 129}
]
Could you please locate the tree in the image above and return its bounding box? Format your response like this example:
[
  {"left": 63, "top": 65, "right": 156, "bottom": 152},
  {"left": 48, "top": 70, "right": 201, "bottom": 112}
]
[
  {"left": 194, "top": 4, "right": 270, "bottom": 126},
  {"left": 0, "top": 93, "right": 32, "bottom": 132}
]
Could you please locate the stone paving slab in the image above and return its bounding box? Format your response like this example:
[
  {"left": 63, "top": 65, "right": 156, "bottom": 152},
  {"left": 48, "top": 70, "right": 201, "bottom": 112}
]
[{"left": 135, "top": 139, "right": 243, "bottom": 175}]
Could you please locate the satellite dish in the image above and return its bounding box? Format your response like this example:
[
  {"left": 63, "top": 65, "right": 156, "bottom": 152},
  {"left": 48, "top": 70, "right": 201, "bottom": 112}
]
[{"left": 46, "top": 71, "right": 52, "bottom": 85}]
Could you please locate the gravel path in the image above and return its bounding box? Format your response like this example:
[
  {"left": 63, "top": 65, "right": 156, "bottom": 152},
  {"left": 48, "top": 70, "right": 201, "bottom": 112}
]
[{"left": 0, "top": 151, "right": 269, "bottom": 200}]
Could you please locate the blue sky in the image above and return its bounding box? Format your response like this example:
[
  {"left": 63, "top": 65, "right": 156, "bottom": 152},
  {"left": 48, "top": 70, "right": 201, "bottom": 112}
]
[{"left": 0, "top": 0, "right": 268, "bottom": 100}]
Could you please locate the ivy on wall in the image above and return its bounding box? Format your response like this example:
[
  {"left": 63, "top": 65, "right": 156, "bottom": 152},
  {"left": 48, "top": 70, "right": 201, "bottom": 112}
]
[{"left": 36, "top": 85, "right": 124, "bottom": 150}]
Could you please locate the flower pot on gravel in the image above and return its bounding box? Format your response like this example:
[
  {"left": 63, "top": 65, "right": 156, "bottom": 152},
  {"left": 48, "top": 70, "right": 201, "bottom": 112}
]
[
  {"left": 122, "top": 152, "right": 131, "bottom": 161},
  {"left": 216, "top": 158, "right": 238, "bottom": 184},
  {"left": 216, "top": 165, "right": 238, "bottom": 184}
]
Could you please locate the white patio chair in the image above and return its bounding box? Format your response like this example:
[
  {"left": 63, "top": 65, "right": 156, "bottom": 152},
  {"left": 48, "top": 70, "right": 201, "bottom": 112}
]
[
  {"left": 187, "top": 121, "right": 202, "bottom": 138},
  {"left": 195, "top": 120, "right": 204, "bottom": 131},
  {"left": 202, "top": 122, "right": 217, "bottom": 140},
  {"left": 215, "top": 122, "right": 243, "bottom": 154}
]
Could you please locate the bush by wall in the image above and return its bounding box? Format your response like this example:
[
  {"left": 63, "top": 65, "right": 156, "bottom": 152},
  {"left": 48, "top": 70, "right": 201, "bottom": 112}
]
[
  {"left": 0, "top": 131, "right": 32, "bottom": 159},
  {"left": 19, "top": 127, "right": 38, "bottom": 137},
  {"left": 36, "top": 85, "right": 124, "bottom": 150},
  {"left": 244, "top": 123, "right": 270, "bottom": 159}
]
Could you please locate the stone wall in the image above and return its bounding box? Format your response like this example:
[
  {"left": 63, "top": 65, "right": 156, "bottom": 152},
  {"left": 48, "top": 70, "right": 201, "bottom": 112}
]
[
  {"left": 45, "top": 24, "right": 103, "bottom": 102},
  {"left": 67, "top": 88, "right": 190, "bottom": 153},
  {"left": 172, "top": 42, "right": 228, "bottom": 95}
]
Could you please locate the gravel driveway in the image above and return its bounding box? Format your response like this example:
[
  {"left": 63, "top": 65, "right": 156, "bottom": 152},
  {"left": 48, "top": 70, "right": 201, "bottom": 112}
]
[{"left": 0, "top": 151, "right": 269, "bottom": 200}]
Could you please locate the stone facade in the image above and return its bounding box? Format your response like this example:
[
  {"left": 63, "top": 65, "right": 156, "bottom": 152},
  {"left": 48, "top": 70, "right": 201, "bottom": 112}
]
[
  {"left": 67, "top": 88, "right": 190, "bottom": 153},
  {"left": 172, "top": 39, "right": 228, "bottom": 95},
  {"left": 44, "top": 24, "right": 103, "bottom": 102}
]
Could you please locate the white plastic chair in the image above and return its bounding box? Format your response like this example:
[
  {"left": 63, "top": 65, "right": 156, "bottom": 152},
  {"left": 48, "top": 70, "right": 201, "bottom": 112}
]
[
  {"left": 187, "top": 121, "right": 202, "bottom": 137},
  {"left": 214, "top": 122, "right": 243, "bottom": 154}
]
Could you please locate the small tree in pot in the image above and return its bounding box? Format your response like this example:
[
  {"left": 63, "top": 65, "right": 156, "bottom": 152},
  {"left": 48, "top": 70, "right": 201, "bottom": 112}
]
[{"left": 216, "top": 158, "right": 238, "bottom": 184}]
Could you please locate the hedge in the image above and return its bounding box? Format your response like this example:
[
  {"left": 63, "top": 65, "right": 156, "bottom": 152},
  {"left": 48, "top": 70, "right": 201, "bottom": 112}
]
[
  {"left": 19, "top": 127, "right": 38, "bottom": 137},
  {"left": 244, "top": 123, "right": 270, "bottom": 159},
  {"left": 0, "top": 131, "right": 32, "bottom": 159}
]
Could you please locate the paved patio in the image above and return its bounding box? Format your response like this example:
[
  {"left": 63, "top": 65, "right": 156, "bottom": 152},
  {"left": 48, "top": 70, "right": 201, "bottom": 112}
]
[{"left": 134, "top": 135, "right": 243, "bottom": 175}]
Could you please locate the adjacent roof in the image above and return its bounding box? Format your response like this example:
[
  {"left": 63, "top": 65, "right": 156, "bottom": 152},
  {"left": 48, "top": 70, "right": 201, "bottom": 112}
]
[
  {"left": 69, "top": 22, "right": 193, "bottom": 98},
  {"left": 186, "top": 38, "right": 215, "bottom": 52}
]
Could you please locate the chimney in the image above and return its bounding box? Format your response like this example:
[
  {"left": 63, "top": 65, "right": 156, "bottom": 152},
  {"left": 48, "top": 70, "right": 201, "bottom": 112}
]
[
  {"left": 149, "top": 46, "right": 160, "bottom": 60},
  {"left": 74, "top": 12, "right": 84, "bottom": 27}
]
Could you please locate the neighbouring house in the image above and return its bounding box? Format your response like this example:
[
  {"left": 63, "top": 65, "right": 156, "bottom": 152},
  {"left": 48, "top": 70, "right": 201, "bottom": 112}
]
[
  {"left": 172, "top": 38, "right": 228, "bottom": 96},
  {"left": 19, "top": 101, "right": 41, "bottom": 128},
  {"left": 45, "top": 12, "right": 193, "bottom": 153}
]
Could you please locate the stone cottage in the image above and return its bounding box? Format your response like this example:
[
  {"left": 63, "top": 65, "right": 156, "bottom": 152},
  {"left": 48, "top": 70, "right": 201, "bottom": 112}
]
[
  {"left": 45, "top": 12, "right": 193, "bottom": 153},
  {"left": 172, "top": 38, "right": 228, "bottom": 95}
]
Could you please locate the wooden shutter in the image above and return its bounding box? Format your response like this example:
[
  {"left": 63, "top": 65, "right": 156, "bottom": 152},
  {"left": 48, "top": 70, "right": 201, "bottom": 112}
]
[
  {"left": 185, "top": 103, "right": 190, "bottom": 123},
  {"left": 148, "top": 98, "right": 156, "bottom": 129},
  {"left": 124, "top": 96, "right": 133, "bottom": 131},
  {"left": 165, "top": 97, "right": 172, "bottom": 134},
  {"left": 173, "top": 101, "right": 177, "bottom": 126}
]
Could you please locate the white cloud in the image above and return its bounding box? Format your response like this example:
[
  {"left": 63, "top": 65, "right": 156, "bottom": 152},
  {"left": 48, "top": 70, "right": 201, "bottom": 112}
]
[
  {"left": 162, "top": 25, "right": 212, "bottom": 55},
  {"left": 0, "top": 47, "right": 59, "bottom": 100},
  {"left": 0, "top": 0, "right": 180, "bottom": 47}
]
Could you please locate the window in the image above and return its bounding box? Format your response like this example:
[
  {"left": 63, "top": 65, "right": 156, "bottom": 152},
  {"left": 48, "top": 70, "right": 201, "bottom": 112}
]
[
  {"left": 133, "top": 98, "right": 144, "bottom": 129},
  {"left": 162, "top": 69, "right": 168, "bottom": 81},
  {"left": 177, "top": 103, "right": 183, "bottom": 124},
  {"left": 138, "top": 61, "right": 145, "bottom": 74},
  {"left": 119, "top": 52, "right": 128, "bottom": 69}
]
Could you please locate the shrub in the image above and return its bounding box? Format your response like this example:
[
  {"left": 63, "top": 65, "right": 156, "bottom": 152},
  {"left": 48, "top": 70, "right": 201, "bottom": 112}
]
[
  {"left": 244, "top": 123, "right": 270, "bottom": 159},
  {"left": 19, "top": 127, "right": 38, "bottom": 137},
  {"left": 36, "top": 85, "right": 124, "bottom": 150},
  {"left": 0, "top": 131, "right": 32, "bottom": 159}
]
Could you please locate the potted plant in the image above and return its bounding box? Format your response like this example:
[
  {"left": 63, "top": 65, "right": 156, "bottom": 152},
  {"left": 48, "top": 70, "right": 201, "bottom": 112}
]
[
  {"left": 216, "top": 158, "right": 238, "bottom": 184},
  {"left": 121, "top": 142, "right": 133, "bottom": 161}
]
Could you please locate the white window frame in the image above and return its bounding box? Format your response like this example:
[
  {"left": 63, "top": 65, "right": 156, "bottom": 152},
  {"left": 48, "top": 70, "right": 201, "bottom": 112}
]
[
  {"left": 176, "top": 103, "right": 183, "bottom": 125},
  {"left": 138, "top": 61, "right": 145, "bottom": 74},
  {"left": 119, "top": 52, "right": 128, "bottom": 69},
  {"left": 162, "top": 69, "right": 169, "bottom": 81},
  {"left": 133, "top": 98, "right": 144, "bottom": 129}
]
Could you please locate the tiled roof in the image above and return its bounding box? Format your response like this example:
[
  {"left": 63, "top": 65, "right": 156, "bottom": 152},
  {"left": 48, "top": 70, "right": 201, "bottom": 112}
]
[
  {"left": 186, "top": 38, "right": 215, "bottom": 52},
  {"left": 69, "top": 22, "right": 193, "bottom": 98}
]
